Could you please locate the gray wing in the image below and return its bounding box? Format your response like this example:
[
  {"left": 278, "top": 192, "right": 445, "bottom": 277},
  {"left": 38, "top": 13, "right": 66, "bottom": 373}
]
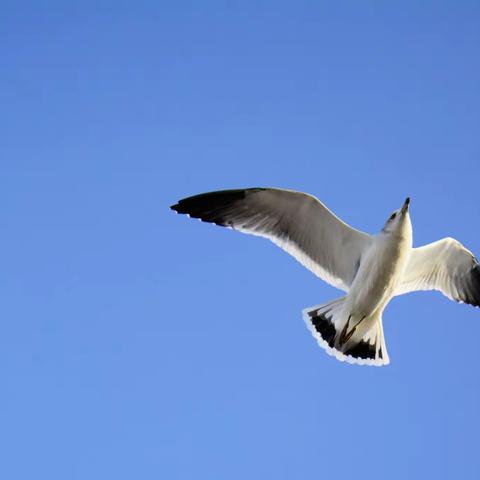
[
  {"left": 171, "top": 188, "right": 372, "bottom": 292},
  {"left": 395, "top": 237, "right": 480, "bottom": 307}
]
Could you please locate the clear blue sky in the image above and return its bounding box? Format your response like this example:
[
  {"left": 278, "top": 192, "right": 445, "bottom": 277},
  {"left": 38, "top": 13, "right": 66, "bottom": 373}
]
[{"left": 1, "top": 2, "right": 479, "bottom": 479}]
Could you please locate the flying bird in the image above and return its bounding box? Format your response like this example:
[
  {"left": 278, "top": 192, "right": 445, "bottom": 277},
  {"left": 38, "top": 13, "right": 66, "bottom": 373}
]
[{"left": 170, "top": 188, "right": 480, "bottom": 366}]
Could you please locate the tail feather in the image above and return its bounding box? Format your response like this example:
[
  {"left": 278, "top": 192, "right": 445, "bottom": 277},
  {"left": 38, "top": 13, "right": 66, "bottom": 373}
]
[{"left": 303, "top": 297, "right": 390, "bottom": 367}]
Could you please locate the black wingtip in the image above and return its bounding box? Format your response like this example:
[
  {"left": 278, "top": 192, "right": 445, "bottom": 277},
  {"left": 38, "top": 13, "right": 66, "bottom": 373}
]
[
  {"left": 170, "top": 188, "right": 271, "bottom": 228},
  {"left": 170, "top": 198, "right": 199, "bottom": 215},
  {"left": 169, "top": 189, "right": 252, "bottom": 221},
  {"left": 466, "top": 263, "right": 480, "bottom": 307}
]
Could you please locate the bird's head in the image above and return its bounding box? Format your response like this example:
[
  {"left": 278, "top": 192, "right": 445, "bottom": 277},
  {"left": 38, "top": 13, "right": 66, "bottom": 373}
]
[{"left": 382, "top": 197, "right": 412, "bottom": 239}]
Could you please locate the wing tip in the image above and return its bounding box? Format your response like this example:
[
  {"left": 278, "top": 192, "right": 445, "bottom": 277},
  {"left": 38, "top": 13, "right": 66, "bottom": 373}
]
[
  {"left": 169, "top": 189, "right": 253, "bottom": 224},
  {"left": 454, "top": 262, "right": 480, "bottom": 307}
]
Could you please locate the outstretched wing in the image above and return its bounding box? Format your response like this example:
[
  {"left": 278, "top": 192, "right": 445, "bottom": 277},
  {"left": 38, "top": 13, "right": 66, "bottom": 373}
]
[
  {"left": 171, "top": 188, "right": 372, "bottom": 292},
  {"left": 395, "top": 237, "right": 480, "bottom": 307}
]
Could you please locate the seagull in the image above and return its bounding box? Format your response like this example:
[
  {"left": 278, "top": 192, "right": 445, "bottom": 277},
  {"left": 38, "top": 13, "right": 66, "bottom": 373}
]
[{"left": 170, "top": 188, "right": 480, "bottom": 366}]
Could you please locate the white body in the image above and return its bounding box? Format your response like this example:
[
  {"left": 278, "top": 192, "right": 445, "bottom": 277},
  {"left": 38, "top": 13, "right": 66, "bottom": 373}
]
[{"left": 343, "top": 216, "right": 413, "bottom": 339}]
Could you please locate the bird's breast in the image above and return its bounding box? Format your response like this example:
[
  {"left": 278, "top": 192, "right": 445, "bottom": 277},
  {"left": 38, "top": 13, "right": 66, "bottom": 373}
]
[{"left": 346, "top": 236, "right": 410, "bottom": 316}]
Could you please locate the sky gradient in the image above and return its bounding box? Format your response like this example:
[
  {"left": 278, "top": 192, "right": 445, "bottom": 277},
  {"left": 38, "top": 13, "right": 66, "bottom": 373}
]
[{"left": 1, "top": 2, "right": 480, "bottom": 479}]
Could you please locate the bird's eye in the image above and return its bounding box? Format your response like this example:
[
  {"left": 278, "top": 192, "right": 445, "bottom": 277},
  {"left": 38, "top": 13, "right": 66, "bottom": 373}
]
[{"left": 389, "top": 213, "right": 397, "bottom": 221}]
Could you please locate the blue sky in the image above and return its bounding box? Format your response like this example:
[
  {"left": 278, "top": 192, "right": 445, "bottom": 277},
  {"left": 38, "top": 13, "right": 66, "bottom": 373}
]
[{"left": 1, "top": 2, "right": 479, "bottom": 479}]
